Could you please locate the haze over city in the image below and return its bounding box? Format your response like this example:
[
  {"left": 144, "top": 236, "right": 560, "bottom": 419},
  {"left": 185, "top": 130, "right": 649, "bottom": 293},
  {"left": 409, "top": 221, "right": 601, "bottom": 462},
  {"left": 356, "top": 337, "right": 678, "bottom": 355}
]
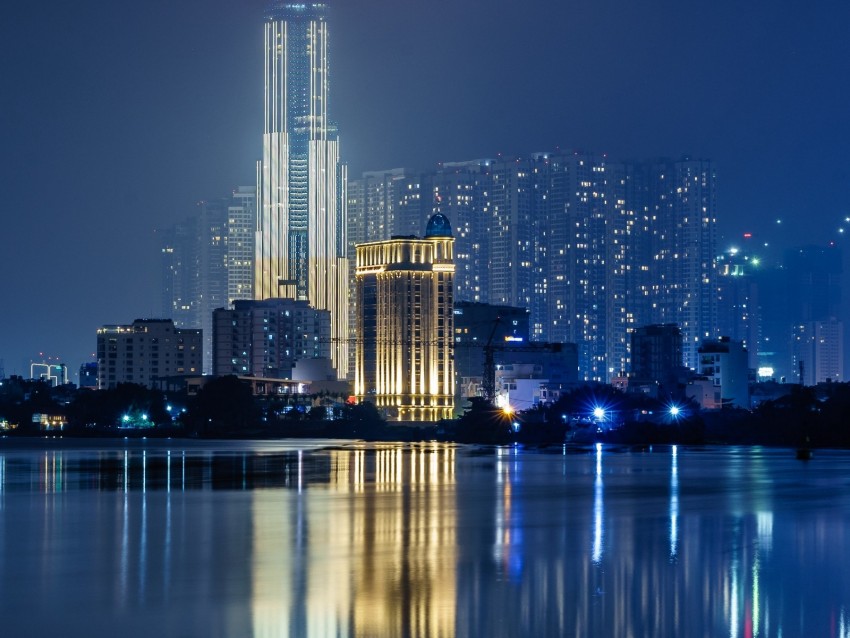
[{"left": 2, "top": 0, "right": 849, "bottom": 375}]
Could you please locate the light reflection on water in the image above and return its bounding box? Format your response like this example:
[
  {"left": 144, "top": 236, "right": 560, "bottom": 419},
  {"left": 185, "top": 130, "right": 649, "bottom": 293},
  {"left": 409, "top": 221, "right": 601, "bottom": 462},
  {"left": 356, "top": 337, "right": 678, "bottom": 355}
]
[{"left": 0, "top": 440, "right": 849, "bottom": 637}]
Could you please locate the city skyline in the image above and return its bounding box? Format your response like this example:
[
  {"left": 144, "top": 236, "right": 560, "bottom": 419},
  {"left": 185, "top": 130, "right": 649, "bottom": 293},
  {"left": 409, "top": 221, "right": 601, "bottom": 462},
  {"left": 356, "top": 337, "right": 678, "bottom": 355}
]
[{"left": 2, "top": 0, "right": 850, "bottom": 376}]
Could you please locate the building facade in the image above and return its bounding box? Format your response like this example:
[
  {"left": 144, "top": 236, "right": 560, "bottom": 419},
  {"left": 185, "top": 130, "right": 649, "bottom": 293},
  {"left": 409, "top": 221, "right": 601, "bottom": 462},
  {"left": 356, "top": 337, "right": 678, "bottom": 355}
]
[
  {"left": 96, "top": 319, "right": 202, "bottom": 389},
  {"left": 792, "top": 318, "right": 844, "bottom": 385},
  {"left": 355, "top": 214, "right": 455, "bottom": 421},
  {"left": 227, "top": 186, "right": 257, "bottom": 305},
  {"left": 212, "top": 298, "right": 331, "bottom": 379},
  {"left": 157, "top": 186, "right": 257, "bottom": 374},
  {"left": 630, "top": 324, "right": 683, "bottom": 390},
  {"left": 255, "top": 1, "right": 348, "bottom": 379},
  {"left": 695, "top": 337, "right": 749, "bottom": 409},
  {"left": 716, "top": 246, "right": 762, "bottom": 368},
  {"left": 349, "top": 153, "right": 717, "bottom": 381}
]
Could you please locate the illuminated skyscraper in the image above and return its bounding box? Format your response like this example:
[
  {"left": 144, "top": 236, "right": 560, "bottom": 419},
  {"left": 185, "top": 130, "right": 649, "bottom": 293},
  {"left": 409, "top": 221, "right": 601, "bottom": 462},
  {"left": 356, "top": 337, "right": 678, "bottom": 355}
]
[
  {"left": 649, "top": 158, "right": 718, "bottom": 370},
  {"left": 355, "top": 214, "right": 455, "bottom": 421},
  {"left": 255, "top": 1, "right": 348, "bottom": 379}
]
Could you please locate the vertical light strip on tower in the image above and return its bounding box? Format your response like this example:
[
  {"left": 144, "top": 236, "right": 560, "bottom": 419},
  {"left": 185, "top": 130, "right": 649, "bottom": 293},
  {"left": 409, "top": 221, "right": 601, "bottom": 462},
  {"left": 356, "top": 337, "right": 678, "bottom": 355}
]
[{"left": 256, "top": 3, "right": 349, "bottom": 378}]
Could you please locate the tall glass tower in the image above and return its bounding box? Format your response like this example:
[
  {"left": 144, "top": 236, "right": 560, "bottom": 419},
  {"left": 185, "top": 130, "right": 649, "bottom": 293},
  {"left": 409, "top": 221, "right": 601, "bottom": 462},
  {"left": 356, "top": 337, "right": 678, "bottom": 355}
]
[{"left": 255, "top": 1, "right": 349, "bottom": 378}]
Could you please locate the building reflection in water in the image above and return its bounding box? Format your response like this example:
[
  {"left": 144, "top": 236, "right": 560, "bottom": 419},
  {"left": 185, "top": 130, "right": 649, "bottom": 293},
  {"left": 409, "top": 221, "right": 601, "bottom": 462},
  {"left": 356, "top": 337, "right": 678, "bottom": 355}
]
[
  {"left": 2, "top": 444, "right": 850, "bottom": 636},
  {"left": 593, "top": 442, "right": 604, "bottom": 565},
  {"left": 670, "top": 444, "right": 678, "bottom": 559},
  {"left": 251, "top": 444, "right": 457, "bottom": 638}
]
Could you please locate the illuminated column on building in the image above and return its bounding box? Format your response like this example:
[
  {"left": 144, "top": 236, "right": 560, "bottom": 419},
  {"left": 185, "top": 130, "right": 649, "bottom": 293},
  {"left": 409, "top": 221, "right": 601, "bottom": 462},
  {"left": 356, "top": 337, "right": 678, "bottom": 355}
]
[
  {"left": 255, "top": 2, "right": 349, "bottom": 378},
  {"left": 355, "top": 214, "right": 455, "bottom": 421}
]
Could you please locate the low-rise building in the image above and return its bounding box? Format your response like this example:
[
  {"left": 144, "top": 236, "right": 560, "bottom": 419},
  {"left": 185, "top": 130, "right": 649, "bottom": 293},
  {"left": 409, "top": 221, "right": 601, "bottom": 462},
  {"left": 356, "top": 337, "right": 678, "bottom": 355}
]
[
  {"left": 96, "top": 319, "right": 202, "bottom": 389},
  {"left": 691, "top": 337, "right": 749, "bottom": 409}
]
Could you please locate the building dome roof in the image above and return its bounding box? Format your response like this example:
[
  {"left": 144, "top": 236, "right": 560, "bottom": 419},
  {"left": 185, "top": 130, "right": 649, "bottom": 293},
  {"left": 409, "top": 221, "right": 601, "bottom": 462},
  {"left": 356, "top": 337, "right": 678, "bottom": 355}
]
[{"left": 424, "top": 214, "right": 453, "bottom": 238}]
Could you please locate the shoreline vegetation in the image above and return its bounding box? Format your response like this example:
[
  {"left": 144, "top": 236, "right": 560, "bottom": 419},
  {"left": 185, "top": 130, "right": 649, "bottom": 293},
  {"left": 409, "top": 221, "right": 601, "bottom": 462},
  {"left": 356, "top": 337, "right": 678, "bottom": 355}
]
[{"left": 3, "top": 375, "right": 850, "bottom": 449}]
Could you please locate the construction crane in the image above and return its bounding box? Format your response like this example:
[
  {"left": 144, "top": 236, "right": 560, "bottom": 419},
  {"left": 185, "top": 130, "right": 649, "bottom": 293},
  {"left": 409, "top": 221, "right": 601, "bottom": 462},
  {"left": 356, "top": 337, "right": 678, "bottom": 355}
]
[{"left": 481, "top": 317, "right": 562, "bottom": 405}]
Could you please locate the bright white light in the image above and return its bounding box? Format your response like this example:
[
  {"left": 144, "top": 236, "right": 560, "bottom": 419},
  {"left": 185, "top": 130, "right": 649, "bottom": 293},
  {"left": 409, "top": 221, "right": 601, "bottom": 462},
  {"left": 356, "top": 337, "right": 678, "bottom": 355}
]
[
  {"left": 593, "top": 407, "right": 605, "bottom": 419},
  {"left": 122, "top": 415, "right": 130, "bottom": 423},
  {"left": 141, "top": 414, "right": 148, "bottom": 421},
  {"left": 757, "top": 366, "right": 775, "bottom": 378},
  {"left": 669, "top": 406, "right": 680, "bottom": 417}
]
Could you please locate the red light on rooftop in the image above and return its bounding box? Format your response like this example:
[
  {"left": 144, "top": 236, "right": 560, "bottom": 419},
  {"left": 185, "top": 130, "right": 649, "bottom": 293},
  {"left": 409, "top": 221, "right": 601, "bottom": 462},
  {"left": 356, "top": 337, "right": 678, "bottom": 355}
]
[{"left": 743, "top": 233, "right": 752, "bottom": 238}]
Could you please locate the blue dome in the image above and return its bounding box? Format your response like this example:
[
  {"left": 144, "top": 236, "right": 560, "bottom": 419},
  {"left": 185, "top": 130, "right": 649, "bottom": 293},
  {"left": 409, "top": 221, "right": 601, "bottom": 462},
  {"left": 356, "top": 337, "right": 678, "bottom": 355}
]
[{"left": 425, "top": 214, "right": 453, "bottom": 238}]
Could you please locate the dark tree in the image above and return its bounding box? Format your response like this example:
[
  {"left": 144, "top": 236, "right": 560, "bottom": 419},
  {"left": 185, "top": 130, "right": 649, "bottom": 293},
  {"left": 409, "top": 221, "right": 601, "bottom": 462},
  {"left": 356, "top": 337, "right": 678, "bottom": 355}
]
[{"left": 185, "top": 376, "right": 261, "bottom": 436}]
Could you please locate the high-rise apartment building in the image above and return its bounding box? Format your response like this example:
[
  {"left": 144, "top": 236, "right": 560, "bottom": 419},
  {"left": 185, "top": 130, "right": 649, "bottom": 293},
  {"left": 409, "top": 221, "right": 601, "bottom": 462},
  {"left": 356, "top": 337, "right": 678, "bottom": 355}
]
[
  {"left": 350, "top": 153, "right": 717, "bottom": 382},
  {"left": 227, "top": 186, "right": 257, "bottom": 305},
  {"left": 197, "top": 198, "right": 229, "bottom": 375},
  {"left": 649, "top": 159, "right": 718, "bottom": 370},
  {"left": 792, "top": 318, "right": 845, "bottom": 385},
  {"left": 158, "top": 187, "right": 258, "bottom": 374},
  {"left": 157, "top": 217, "right": 198, "bottom": 330},
  {"left": 769, "top": 244, "right": 844, "bottom": 384},
  {"left": 355, "top": 214, "right": 455, "bottom": 421},
  {"left": 255, "top": 1, "right": 348, "bottom": 379},
  {"left": 346, "top": 168, "right": 415, "bottom": 372},
  {"left": 716, "top": 246, "right": 762, "bottom": 368},
  {"left": 432, "top": 161, "right": 493, "bottom": 305},
  {"left": 212, "top": 299, "right": 331, "bottom": 379}
]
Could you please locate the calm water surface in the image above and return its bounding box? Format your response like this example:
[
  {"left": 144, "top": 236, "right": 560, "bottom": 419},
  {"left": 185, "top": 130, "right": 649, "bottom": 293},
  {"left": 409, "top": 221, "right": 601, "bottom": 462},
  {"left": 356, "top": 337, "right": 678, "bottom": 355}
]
[{"left": 1, "top": 439, "right": 849, "bottom": 637}]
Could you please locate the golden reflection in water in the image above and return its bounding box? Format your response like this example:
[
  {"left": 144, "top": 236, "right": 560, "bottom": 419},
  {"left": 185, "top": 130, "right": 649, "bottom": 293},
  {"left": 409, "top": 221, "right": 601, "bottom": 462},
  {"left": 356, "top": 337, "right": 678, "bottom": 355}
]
[
  {"left": 251, "top": 444, "right": 457, "bottom": 638},
  {"left": 4, "top": 445, "right": 849, "bottom": 636}
]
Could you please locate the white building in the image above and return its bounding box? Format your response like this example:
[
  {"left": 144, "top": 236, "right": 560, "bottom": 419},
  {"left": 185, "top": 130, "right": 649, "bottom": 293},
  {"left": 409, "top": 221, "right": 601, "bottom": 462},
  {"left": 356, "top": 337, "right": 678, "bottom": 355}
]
[{"left": 691, "top": 337, "right": 749, "bottom": 409}]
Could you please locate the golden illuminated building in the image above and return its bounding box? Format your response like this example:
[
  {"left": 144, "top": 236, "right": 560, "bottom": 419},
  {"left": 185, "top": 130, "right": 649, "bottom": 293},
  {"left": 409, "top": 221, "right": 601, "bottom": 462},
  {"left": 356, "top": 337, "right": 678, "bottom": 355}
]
[{"left": 355, "top": 214, "right": 455, "bottom": 421}]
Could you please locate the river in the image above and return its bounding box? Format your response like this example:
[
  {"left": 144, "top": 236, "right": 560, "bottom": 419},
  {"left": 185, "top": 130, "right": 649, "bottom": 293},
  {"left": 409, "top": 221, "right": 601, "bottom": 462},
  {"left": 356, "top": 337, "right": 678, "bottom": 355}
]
[{"left": 0, "top": 439, "right": 847, "bottom": 637}]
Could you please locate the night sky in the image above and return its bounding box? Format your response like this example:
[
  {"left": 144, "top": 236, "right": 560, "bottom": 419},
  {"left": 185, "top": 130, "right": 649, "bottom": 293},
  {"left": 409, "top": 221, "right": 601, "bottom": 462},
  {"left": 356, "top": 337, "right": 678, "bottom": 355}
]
[{"left": 1, "top": 0, "right": 849, "bottom": 377}]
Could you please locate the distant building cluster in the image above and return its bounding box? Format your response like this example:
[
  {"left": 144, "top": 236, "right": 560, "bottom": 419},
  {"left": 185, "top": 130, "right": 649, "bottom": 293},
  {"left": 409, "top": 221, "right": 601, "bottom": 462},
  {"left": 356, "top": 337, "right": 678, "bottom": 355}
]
[
  {"left": 74, "top": 2, "right": 843, "bottom": 420},
  {"left": 157, "top": 186, "right": 257, "bottom": 375},
  {"left": 348, "top": 156, "right": 718, "bottom": 380}
]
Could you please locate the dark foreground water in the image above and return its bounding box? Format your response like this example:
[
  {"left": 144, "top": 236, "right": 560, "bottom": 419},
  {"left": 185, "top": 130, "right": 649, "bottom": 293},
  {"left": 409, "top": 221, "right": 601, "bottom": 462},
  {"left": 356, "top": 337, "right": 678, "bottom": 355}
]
[{"left": 0, "top": 440, "right": 848, "bottom": 637}]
